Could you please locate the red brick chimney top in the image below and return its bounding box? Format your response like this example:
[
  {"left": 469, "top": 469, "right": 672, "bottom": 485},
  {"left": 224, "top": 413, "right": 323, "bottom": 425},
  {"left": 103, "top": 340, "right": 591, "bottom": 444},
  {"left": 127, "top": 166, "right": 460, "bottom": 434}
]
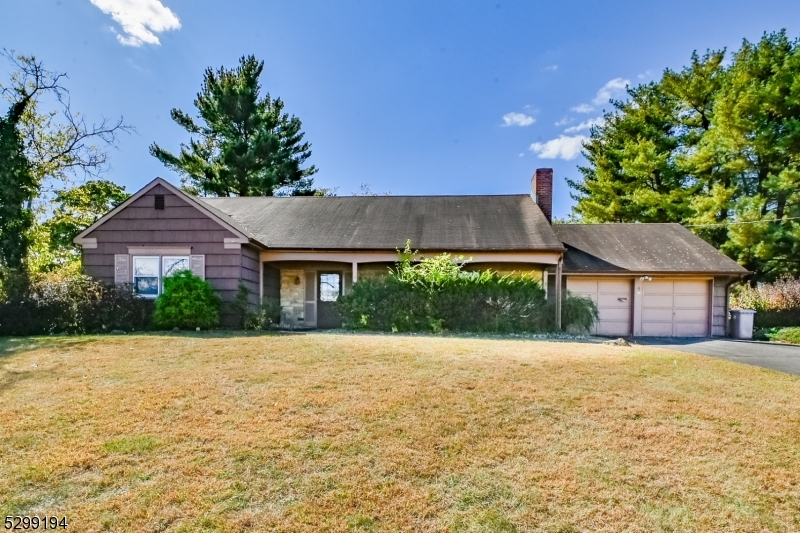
[{"left": 531, "top": 168, "right": 553, "bottom": 224}]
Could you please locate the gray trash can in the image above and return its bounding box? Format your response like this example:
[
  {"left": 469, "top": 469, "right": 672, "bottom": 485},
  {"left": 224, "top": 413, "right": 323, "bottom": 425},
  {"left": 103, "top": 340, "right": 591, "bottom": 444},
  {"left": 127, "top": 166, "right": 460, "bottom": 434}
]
[{"left": 729, "top": 309, "right": 756, "bottom": 340}]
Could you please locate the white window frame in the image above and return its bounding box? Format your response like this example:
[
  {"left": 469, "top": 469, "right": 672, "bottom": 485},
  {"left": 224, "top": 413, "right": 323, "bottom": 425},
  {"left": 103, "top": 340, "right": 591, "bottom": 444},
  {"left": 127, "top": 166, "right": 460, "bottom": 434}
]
[
  {"left": 132, "top": 256, "right": 161, "bottom": 299},
  {"left": 131, "top": 255, "right": 191, "bottom": 298}
]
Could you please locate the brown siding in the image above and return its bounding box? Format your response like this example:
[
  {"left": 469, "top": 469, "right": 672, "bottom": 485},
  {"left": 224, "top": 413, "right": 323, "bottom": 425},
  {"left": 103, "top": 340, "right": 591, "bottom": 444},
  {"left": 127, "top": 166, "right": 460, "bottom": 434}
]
[
  {"left": 82, "top": 184, "right": 247, "bottom": 307},
  {"left": 240, "top": 245, "right": 261, "bottom": 307}
]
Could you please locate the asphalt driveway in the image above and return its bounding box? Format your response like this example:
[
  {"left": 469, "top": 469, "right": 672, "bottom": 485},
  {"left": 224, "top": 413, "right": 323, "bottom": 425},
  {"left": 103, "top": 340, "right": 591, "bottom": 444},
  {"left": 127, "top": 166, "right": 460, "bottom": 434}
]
[{"left": 630, "top": 337, "right": 800, "bottom": 375}]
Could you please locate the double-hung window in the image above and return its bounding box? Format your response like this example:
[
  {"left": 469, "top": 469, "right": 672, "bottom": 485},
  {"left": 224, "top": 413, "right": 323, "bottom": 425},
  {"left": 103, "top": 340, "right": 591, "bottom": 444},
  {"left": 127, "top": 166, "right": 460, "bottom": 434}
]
[{"left": 132, "top": 255, "right": 191, "bottom": 298}]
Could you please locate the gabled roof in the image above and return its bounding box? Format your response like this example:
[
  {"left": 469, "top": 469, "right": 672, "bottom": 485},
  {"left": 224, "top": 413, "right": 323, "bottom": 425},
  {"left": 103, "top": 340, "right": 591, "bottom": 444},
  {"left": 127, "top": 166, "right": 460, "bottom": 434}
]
[
  {"left": 73, "top": 177, "right": 255, "bottom": 245},
  {"left": 552, "top": 223, "right": 749, "bottom": 275},
  {"left": 199, "top": 194, "right": 564, "bottom": 251}
]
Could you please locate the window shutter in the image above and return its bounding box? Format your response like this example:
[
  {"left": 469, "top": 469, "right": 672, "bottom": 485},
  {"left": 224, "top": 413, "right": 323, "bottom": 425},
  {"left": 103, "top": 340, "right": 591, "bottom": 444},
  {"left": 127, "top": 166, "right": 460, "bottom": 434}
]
[
  {"left": 343, "top": 272, "right": 353, "bottom": 295},
  {"left": 190, "top": 255, "right": 205, "bottom": 280},
  {"left": 114, "top": 254, "right": 130, "bottom": 284}
]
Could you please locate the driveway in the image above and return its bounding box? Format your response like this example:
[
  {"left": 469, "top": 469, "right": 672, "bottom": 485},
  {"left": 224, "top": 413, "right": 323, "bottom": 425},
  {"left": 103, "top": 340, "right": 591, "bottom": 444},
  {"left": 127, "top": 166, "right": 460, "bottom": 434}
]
[{"left": 629, "top": 337, "right": 800, "bottom": 375}]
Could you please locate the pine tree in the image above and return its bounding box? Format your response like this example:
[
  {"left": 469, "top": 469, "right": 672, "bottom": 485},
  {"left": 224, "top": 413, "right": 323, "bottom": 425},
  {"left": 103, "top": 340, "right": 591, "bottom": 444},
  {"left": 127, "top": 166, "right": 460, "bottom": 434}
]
[
  {"left": 569, "top": 31, "right": 800, "bottom": 281},
  {"left": 150, "top": 55, "right": 317, "bottom": 197}
]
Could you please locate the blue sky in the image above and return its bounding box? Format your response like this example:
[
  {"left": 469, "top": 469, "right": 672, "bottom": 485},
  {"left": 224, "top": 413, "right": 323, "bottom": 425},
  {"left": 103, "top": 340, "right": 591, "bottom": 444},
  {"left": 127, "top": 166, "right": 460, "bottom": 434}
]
[{"left": 3, "top": 1, "right": 800, "bottom": 218}]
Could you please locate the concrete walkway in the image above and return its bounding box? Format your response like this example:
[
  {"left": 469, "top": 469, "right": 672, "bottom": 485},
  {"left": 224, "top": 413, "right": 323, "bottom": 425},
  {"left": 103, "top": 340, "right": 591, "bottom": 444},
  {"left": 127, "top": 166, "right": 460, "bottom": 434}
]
[{"left": 630, "top": 337, "right": 800, "bottom": 376}]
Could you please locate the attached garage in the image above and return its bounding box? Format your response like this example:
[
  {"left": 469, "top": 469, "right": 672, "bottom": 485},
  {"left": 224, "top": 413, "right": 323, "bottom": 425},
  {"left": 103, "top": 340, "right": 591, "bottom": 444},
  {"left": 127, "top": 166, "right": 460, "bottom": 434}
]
[
  {"left": 554, "top": 223, "right": 749, "bottom": 338},
  {"left": 566, "top": 278, "right": 632, "bottom": 336},
  {"left": 639, "top": 279, "right": 709, "bottom": 337}
]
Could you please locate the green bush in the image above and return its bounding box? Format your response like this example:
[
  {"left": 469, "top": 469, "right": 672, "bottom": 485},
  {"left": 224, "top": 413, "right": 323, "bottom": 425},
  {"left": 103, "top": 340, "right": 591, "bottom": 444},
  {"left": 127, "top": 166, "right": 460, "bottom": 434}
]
[
  {"left": 153, "top": 270, "right": 220, "bottom": 330},
  {"left": 336, "top": 244, "right": 598, "bottom": 334},
  {"left": 754, "top": 327, "right": 800, "bottom": 344}
]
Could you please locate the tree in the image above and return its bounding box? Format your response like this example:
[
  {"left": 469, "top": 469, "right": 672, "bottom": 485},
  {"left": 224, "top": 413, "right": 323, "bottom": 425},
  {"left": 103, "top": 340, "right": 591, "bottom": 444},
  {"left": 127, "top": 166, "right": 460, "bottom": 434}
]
[
  {"left": 0, "top": 51, "right": 131, "bottom": 275},
  {"left": 150, "top": 55, "right": 318, "bottom": 197},
  {"left": 26, "top": 180, "right": 129, "bottom": 273},
  {"left": 0, "top": 99, "right": 35, "bottom": 271},
  {"left": 569, "top": 31, "right": 800, "bottom": 281}
]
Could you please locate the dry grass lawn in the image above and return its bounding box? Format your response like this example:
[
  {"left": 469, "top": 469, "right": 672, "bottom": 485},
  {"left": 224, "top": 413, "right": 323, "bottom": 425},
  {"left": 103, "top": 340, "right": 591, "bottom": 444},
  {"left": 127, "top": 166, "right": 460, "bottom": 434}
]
[{"left": 1, "top": 333, "right": 799, "bottom": 532}]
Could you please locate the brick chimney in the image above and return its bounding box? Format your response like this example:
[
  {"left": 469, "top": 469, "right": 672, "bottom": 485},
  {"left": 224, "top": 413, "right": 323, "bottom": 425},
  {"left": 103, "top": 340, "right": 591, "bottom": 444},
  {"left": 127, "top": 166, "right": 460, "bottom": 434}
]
[{"left": 531, "top": 168, "right": 553, "bottom": 223}]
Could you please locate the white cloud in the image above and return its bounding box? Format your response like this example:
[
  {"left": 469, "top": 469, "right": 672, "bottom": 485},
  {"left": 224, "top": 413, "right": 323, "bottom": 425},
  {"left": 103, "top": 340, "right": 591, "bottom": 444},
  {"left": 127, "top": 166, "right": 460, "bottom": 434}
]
[
  {"left": 554, "top": 117, "right": 573, "bottom": 127},
  {"left": 564, "top": 116, "right": 604, "bottom": 133},
  {"left": 543, "top": 65, "right": 558, "bottom": 71},
  {"left": 501, "top": 112, "right": 535, "bottom": 127},
  {"left": 90, "top": 0, "right": 181, "bottom": 47},
  {"left": 571, "top": 103, "right": 594, "bottom": 114},
  {"left": 592, "top": 77, "right": 630, "bottom": 105},
  {"left": 529, "top": 135, "right": 588, "bottom": 160}
]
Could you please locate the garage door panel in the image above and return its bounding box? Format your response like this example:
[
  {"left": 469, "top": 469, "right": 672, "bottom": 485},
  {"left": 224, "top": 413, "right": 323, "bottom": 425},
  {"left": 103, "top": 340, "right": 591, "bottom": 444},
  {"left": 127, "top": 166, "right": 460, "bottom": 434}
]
[
  {"left": 600, "top": 307, "right": 632, "bottom": 321},
  {"left": 674, "top": 294, "right": 707, "bottom": 308},
  {"left": 676, "top": 309, "right": 707, "bottom": 322},
  {"left": 597, "top": 294, "right": 630, "bottom": 307},
  {"left": 597, "top": 321, "right": 631, "bottom": 336},
  {"left": 642, "top": 322, "right": 674, "bottom": 336},
  {"left": 644, "top": 281, "right": 674, "bottom": 294},
  {"left": 675, "top": 322, "right": 707, "bottom": 336},
  {"left": 637, "top": 279, "right": 709, "bottom": 337},
  {"left": 642, "top": 308, "right": 673, "bottom": 321},
  {"left": 598, "top": 280, "right": 632, "bottom": 293},
  {"left": 674, "top": 281, "right": 708, "bottom": 294},
  {"left": 567, "top": 277, "right": 632, "bottom": 336},
  {"left": 643, "top": 294, "right": 674, "bottom": 308},
  {"left": 568, "top": 279, "right": 598, "bottom": 293}
]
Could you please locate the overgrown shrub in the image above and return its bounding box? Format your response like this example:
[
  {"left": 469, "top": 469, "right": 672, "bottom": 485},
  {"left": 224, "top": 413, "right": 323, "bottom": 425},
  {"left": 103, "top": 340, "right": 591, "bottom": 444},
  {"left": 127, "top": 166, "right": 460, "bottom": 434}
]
[
  {"left": 244, "top": 297, "right": 282, "bottom": 330},
  {"left": 0, "top": 271, "right": 149, "bottom": 336},
  {"left": 153, "top": 270, "right": 220, "bottom": 330},
  {"left": 732, "top": 276, "right": 800, "bottom": 328},
  {"left": 336, "top": 245, "right": 597, "bottom": 334}
]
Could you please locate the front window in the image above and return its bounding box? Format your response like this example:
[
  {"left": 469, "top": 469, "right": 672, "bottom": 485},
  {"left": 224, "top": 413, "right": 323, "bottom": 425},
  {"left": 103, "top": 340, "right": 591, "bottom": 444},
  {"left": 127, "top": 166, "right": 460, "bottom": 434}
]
[
  {"left": 319, "top": 273, "right": 341, "bottom": 302},
  {"left": 132, "top": 255, "right": 190, "bottom": 298},
  {"left": 133, "top": 256, "right": 160, "bottom": 298}
]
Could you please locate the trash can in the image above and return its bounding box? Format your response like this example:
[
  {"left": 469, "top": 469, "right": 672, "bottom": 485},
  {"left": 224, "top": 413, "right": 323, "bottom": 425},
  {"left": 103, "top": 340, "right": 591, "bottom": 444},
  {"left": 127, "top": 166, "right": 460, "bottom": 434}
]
[{"left": 729, "top": 309, "right": 756, "bottom": 340}]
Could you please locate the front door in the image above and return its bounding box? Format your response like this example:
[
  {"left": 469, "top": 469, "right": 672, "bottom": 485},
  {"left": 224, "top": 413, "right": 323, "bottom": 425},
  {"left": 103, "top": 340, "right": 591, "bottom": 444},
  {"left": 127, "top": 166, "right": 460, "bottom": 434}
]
[{"left": 317, "top": 272, "right": 343, "bottom": 328}]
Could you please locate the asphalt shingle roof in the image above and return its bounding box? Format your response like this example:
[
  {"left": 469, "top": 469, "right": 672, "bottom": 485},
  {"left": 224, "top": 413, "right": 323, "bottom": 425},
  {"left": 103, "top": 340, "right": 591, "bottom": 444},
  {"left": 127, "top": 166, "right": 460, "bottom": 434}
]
[
  {"left": 199, "top": 194, "right": 564, "bottom": 251},
  {"left": 552, "top": 223, "right": 749, "bottom": 275}
]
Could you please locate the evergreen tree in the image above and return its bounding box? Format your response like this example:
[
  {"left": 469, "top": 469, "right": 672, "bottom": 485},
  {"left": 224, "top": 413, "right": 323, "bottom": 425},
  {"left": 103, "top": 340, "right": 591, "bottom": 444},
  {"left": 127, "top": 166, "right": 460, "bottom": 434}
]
[
  {"left": 150, "top": 55, "right": 317, "bottom": 197},
  {"left": 569, "top": 31, "right": 800, "bottom": 281}
]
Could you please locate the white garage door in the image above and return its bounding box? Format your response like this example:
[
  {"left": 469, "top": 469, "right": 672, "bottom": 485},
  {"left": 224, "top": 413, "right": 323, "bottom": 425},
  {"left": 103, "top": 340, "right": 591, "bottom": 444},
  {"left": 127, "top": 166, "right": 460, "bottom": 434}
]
[
  {"left": 640, "top": 280, "right": 709, "bottom": 337},
  {"left": 567, "top": 278, "right": 632, "bottom": 336}
]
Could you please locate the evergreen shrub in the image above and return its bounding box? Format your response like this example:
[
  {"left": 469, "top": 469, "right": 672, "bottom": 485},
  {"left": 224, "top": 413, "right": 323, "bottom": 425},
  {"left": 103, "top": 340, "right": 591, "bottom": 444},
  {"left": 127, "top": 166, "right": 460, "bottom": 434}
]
[{"left": 153, "top": 270, "right": 220, "bottom": 330}]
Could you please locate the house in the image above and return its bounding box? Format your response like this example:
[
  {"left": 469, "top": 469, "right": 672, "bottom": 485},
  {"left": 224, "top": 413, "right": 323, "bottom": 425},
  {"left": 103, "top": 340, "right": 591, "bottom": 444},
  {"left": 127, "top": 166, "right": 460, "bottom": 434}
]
[{"left": 73, "top": 168, "right": 748, "bottom": 336}]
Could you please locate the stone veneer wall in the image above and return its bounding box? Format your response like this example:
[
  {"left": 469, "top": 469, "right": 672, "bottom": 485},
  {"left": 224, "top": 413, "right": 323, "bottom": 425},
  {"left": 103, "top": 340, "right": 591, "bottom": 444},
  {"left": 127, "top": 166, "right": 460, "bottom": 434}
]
[{"left": 280, "top": 269, "right": 305, "bottom": 326}]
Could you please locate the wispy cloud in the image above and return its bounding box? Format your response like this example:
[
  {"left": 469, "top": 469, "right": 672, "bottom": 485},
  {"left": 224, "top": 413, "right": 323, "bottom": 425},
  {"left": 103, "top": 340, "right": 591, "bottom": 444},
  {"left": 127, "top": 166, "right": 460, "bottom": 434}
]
[
  {"left": 592, "top": 77, "right": 630, "bottom": 105},
  {"left": 530, "top": 135, "right": 587, "bottom": 160},
  {"left": 543, "top": 65, "right": 558, "bottom": 71},
  {"left": 571, "top": 103, "right": 594, "bottom": 114},
  {"left": 90, "top": 0, "right": 181, "bottom": 47},
  {"left": 564, "top": 116, "right": 604, "bottom": 133},
  {"left": 501, "top": 112, "right": 535, "bottom": 127},
  {"left": 637, "top": 70, "right": 653, "bottom": 80},
  {"left": 554, "top": 117, "right": 574, "bottom": 127}
]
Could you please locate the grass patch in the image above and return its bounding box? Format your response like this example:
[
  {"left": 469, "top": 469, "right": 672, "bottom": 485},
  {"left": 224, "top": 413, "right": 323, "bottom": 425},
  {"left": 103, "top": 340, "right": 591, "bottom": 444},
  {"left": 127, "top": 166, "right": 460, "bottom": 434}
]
[
  {"left": 1, "top": 333, "right": 799, "bottom": 531},
  {"left": 101, "top": 435, "right": 160, "bottom": 455},
  {"left": 756, "top": 326, "right": 800, "bottom": 344}
]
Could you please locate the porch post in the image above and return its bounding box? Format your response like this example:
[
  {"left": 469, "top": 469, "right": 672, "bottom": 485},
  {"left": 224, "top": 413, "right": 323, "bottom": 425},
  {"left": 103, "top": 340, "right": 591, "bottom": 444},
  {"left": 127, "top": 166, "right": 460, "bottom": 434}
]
[
  {"left": 352, "top": 261, "right": 358, "bottom": 283},
  {"left": 554, "top": 257, "right": 563, "bottom": 330},
  {"left": 259, "top": 261, "right": 264, "bottom": 302}
]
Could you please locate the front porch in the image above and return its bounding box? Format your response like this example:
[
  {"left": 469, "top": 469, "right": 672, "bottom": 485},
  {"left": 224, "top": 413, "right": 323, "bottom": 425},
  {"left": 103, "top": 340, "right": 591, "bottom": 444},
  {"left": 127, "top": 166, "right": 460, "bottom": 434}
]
[{"left": 258, "top": 250, "right": 564, "bottom": 329}]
